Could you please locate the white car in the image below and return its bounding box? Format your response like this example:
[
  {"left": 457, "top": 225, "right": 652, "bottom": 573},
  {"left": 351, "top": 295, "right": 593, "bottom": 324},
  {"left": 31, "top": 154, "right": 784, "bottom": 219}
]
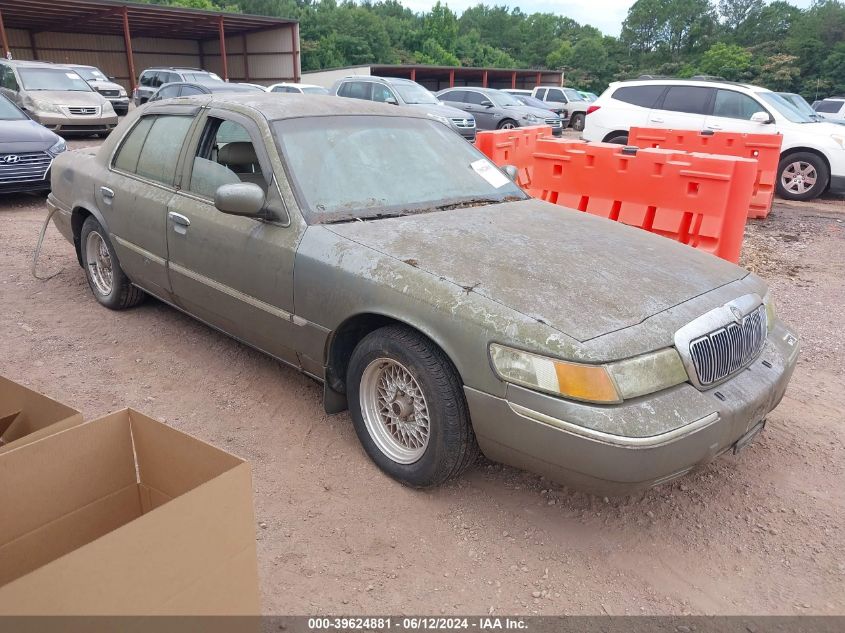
[
  {"left": 583, "top": 79, "right": 845, "bottom": 201},
  {"left": 814, "top": 97, "right": 845, "bottom": 122},
  {"left": 267, "top": 82, "right": 330, "bottom": 95}
]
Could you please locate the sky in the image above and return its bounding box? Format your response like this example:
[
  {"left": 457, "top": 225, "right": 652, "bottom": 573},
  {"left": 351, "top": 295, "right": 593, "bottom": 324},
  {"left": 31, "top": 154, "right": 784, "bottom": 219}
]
[{"left": 399, "top": 0, "right": 816, "bottom": 37}]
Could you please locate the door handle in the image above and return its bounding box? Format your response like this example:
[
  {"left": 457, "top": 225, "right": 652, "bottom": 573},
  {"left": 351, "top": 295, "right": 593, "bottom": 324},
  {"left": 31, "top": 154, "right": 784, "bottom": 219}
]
[
  {"left": 650, "top": 117, "right": 665, "bottom": 123},
  {"left": 168, "top": 212, "right": 190, "bottom": 227},
  {"left": 100, "top": 186, "right": 114, "bottom": 199},
  {"left": 707, "top": 124, "right": 722, "bottom": 130}
]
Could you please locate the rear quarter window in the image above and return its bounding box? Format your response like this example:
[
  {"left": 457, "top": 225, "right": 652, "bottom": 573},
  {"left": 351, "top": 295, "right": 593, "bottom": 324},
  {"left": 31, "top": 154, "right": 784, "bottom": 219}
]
[
  {"left": 612, "top": 85, "right": 666, "bottom": 108},
  {"left": 816, "top": 100, "right": 845, "bottom": 114}
]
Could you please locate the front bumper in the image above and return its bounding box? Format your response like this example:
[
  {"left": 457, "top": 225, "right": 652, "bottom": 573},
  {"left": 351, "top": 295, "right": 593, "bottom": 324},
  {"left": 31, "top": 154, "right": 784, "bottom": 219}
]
[
  {"left": 106, "top": 97, "right": 130, "bottom": 114},
  {"left": 454, "top": 126, "right": 477, "bottom": 142},
  {"left": 466, "top": 320, "right": 799, "bottom": 494},
  {"left": 32, "top": 112, "right": 119, "bottom": 135}
]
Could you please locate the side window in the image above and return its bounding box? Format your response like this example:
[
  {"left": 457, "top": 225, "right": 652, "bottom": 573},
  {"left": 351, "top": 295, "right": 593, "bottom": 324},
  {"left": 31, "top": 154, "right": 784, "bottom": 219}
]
[
  {"left": 713, "top": 90, "right": 765, "bottom": 120},
  {"left": 139, "top": 72, "right": 151, "bottom": 87},
  {"left": 371, "top": 84, "right": 396, "bottom": 103},
  {"left": 547, "top": 89, "right": 565, "bottom": 102},
  {"left": 180, "top": 85, "right": 204, "bottom": 96},
  {"left": 464, "top": 91, "right": 487, "bottom": 105},
  {"left": 0, "top": 66, "right": 18, "bottom": 91},
  {"left": 344, "top": 81, "right": 371, "bottom": 101},
  {"left": 113, "top": 115, "right": 193, "bottom": 186},
  {"left": 613, "top": 85, "right": 665, "bottom": 108},
  {"left": 816, "top": 100, "right": 844, "bottom": 114},
  {"left": 271, "top": 85, "right": 287, "bottom": 93},
  {"left": 535, "top": 88, "right": 546, "bottom": 100},
  {"left": 156, "top": 85, "right": 180, "bottom": 100},
  {"left": 661, "top": 86, "right": 713, "bottom": 115},
  {"left": 439, "top": 90, "right": 463, "bottom": 102},
  {"left": 188, "top": 117, "right": 267, "bottom": 199}
]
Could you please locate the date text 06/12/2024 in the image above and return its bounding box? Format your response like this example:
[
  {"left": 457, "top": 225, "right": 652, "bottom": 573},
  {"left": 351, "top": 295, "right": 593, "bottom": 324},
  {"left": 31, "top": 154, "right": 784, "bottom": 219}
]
[{"left": 307, "top": 617, "right": 528, "bottom": 630}]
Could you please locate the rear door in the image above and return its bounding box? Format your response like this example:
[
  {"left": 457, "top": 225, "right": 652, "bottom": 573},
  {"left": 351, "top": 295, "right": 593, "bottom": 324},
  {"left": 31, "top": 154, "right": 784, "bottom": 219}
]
[
  {"left": 608, "top": 84, "right": 666, "bottom": 130},
  {"left": 165, "top": 108, "right": 304, "bottom": 364},
  {"left": 651, "top": 85, "right": 714, "bottom": 131},
  {"left": 100, "top": 105, "right": 200, "bottom": 299}
]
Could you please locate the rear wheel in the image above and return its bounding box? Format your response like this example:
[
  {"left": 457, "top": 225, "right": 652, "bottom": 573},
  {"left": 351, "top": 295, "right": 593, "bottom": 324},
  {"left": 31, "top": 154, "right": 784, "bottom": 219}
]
[
  {"left": 347, "top": 325, "right": 479, "bottom": 488},
  {"left": 777, "top": 152, "right": 829, "bottom": 201},
  {"left": 497, "top": 119, "right": 518, "bottom": 130},
  {"left": 570, "top": 112, "right": 586, "bottom": 132},
  {"left": 605, "top": 133, "right": 629, "bottom": 145},
  {"left": 80, "top": 216, "right": 144, "bottom": 310}
]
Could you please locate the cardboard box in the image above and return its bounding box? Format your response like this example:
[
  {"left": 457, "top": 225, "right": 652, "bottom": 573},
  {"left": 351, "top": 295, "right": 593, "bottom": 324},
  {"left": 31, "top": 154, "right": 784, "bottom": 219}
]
[
  {"left": 0, "top": 375, "right": 83, "bottom": 454},
  {"left": 0, "top": 409, "right": 261, "bottom": 615}
]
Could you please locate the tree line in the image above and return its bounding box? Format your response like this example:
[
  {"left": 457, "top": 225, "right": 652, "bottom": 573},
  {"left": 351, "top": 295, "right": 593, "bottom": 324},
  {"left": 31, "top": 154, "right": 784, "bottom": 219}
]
[{"left": 143, "top": 0, "right": 845, "bottom": 99}]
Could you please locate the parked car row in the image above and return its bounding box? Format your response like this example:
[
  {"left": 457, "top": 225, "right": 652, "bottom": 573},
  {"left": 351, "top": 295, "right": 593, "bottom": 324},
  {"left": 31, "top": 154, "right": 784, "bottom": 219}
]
[{"left": 583, "top": 77, "right": 845, "bottom": 201}]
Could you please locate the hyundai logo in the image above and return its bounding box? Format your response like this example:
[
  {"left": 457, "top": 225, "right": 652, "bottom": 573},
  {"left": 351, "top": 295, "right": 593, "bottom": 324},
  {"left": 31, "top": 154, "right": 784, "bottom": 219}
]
[{"left": 0, "top": 155, "right": 20, "bottom": 164}]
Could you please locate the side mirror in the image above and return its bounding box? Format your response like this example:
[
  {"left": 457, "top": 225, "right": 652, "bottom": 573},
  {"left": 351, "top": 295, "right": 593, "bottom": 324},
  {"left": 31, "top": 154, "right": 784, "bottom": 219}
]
[
  {"left": 502, "top": 164, "right": 519, "bottom": 182},
  {"left": 481, "top": 100, "right": 494, "bottom": 108},
  {"left": 751, "top": 111, "right": 773, "bottom": 124},
  {"left": 214, "top": 182, "right": 267, "bottom": 218},
  {"left": 385, "top": 97, "right": 398, "bottom": 105}
]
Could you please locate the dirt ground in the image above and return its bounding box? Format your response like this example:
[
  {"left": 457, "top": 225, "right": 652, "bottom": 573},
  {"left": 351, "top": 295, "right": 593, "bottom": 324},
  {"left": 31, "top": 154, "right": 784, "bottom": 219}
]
[{"left": 1, "top": 138, "right": 843, "bottom": 616}]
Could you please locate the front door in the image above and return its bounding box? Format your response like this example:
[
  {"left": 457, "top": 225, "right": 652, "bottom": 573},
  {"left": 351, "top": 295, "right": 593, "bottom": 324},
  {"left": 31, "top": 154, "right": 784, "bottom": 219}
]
[
  {"left": 165, "top": 109, "right": 304, "bottom": 365},
  {"left": 705, "top": 88, "right": 772, "bottom": 133}
]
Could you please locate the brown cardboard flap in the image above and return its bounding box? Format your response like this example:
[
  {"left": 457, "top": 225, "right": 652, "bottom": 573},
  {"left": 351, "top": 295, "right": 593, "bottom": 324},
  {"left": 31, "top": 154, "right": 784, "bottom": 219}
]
[
  {"left": 0, "top": 411, "right": 137, "bottom": 546},
  {"left": 0, "top": 464, "right": 257, "bottom": 614},
  {"left": 0, "top": 484, "right": 142, "bottom": 586},
  {"left": 0, "top": 376, "right": 83, "bottom": 454},
  {"left": 0, "top": 411, "right": 22, "bottom": 438},
  {"left": 130, "top": 409, "right": 243, "bottom": 499}
]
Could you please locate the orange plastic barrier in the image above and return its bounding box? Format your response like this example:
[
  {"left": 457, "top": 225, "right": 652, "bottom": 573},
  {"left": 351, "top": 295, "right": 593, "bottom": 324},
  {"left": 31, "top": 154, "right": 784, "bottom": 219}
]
[
  {"left": 628, "top": 128, "right": 783, "bottom": 219},
  {"left": 475, "top": 126, "right": 553, "bottom": 189},
  {"left": 531, "top": 139, "right": 757, "bottom": 263}
]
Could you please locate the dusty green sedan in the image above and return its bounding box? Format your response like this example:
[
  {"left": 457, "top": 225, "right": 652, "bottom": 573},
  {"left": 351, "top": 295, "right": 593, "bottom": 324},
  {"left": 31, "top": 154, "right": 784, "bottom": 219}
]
[{"left": 48, "top": 94, "right": 799, "bottom": 493}]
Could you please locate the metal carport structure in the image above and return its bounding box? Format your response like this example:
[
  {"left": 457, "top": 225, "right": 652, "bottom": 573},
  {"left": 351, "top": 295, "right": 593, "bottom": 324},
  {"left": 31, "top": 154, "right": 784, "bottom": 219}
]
[{"left": 0, "top": 0, "right": 300, "bottom": 92}]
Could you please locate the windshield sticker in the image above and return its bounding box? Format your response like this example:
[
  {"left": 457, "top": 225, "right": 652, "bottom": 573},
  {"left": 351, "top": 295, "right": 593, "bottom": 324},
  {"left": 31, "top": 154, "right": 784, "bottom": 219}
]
[
  {"left": 471, "top": 159, "right": 510, "bottom": 188},
  {"left": 66, "top": 73, "right": 78, "bottom": 79}
]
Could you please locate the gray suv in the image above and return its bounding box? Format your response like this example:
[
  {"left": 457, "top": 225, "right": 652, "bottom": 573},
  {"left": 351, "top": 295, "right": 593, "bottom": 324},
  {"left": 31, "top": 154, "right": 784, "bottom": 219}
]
[
  {"left": 330, "top": 76, "right": 476, "bottom": 141},
  {"left": 67, "top": 65, "right": 129, "bottom": 115},
  {"left": 436, "top": 87, "right": 563, "bottom": 134},
  {"left": 134, "top": 67, "right": 222, "bottom": 106},
  {"left": 531, "top": 86, "right": 591, "bottom": 131}
]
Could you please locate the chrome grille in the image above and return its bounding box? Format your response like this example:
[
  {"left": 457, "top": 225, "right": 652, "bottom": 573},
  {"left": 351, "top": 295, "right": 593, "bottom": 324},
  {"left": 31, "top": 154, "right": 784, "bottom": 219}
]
[
  {"left": 0, "top": 152, "right": 52, "bottom": 184},
  {"left": 545, "top": 118, "right": 562, "bottom": 127},
  {"left": 451, "top": 118, "right": 476, "bottom": 129},
  {"left": 689, "top": 305, "right": 766, "bottom": 386},
  {"left": 68, "top": 106, "right": 99, "bottom": 115}
]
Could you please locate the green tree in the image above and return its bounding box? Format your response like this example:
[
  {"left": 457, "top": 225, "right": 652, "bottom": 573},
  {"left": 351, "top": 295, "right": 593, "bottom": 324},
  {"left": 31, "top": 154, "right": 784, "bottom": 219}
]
[{"left": 699, "top": 42, "right": 752, "bottom": 79}]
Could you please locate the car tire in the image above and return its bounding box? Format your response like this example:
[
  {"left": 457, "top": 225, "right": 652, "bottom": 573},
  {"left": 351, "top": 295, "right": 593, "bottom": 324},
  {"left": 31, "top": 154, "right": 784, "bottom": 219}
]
[
  {"left": 497, "top": 119, "right": 519, "bottom": 130},
  {"left": 776, "top": 152, "right": 829, "bottom": 201},
  {"left": 570, "top": 113, "right": 586, "bottom": 132},
  {"left": 80, "top": 216, "right": 144, "bottom": 310},
  {"left": 347, "top": 325, "right": 479, "bottom": 488},
  {"left": 605, "top": 133, "right": 629, "bottom": 145}
]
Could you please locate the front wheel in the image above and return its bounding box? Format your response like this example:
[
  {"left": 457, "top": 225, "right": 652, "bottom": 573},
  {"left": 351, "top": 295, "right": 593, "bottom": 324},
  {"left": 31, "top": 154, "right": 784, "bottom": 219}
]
[
  {"left": 776, "top": 152, "right": 829, "bottom": 201},
  {"left": 497, "top": 119, "right": 518, "bottom": 130},
  {"left": 347, "top": 325, "right": 479, "bottom": 488},
  {"left": 570, "top": 112, "right": 586, "bottom": 132},
  {"left": 80, "top": 216, "right": 144, "bottom": 310}
]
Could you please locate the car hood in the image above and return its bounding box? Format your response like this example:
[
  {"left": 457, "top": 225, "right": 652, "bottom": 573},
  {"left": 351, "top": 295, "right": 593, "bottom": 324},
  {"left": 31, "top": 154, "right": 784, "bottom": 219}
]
[
  {"left": 0, "top": 118, "right": 59, "bottom": 144},
  {"left": 504, "top": 104, "right": 558, "bottom": 119},
  {"left": 27, "top": 91, "right": 104, "bottom": 107},
  {"left": 88, "top": 80, "right": 124, "bottom": 92},
  {"left": 789, "top": 120, "right": 845, "bottom": 135},
  {"left": 326, "top": 199, "right": 748, "bottom": 342},
  {"left": 406, "top": 102, "right": 472, "bottom": 119}
]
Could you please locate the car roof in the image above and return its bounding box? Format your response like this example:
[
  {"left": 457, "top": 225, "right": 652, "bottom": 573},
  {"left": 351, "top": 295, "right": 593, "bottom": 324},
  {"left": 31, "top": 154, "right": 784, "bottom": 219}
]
[
  {"left": 3, "top": 59, "right": 73, "bottom": 68},
  {"left": 144, "top": 67, "right": 211, "bottom": 73},
  {"left": 612, "top": 78, "right": 767, "bottom": 92},
  {"left": 154, "top": 93, "right": 431, "bottom": 122}
]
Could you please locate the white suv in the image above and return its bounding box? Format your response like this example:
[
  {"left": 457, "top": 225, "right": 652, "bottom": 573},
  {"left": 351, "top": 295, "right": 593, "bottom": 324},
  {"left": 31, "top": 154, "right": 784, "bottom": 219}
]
[{"left": 583, "top": 78, "right": 845, "bottom": 201}]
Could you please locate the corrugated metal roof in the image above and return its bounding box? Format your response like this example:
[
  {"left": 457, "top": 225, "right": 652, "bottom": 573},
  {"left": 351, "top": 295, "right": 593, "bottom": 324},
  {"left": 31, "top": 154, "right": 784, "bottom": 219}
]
[{"left": 0, "top": 0, "right": 296, "bottom": 39}]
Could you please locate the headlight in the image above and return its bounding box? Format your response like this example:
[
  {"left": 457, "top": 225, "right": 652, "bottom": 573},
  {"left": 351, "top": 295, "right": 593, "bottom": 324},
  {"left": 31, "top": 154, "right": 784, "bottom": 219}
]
[
  {"left": 831, "top": 134, "right": 845, "bottom": 150},
  {"left": 29, "top": 99, "right": 62, "bottom": 114},
  {"left": 522, "top": 113, "right": 542, "bottom": 123},
  {"left": 763, "top": 291, "right": 777, "bottom": 332},
  {"left": 426, "top": 112, "right": 450, "bottom": 126},
  {"left": 102, "top": 100, "right": 115, "bottom": 114},
  {"left": 118, "top": 88, "right": 127, "bottom": 97},
  {"left": 47, "top": 138, "right": 66, "bottom": 156},
  {"left": 489, "top": 344, "right": 688, "bottom": 403}
]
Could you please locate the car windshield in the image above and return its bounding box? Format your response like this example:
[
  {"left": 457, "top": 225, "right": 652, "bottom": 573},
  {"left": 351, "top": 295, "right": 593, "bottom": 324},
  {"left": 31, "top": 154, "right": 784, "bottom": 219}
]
[
  {"left": 183, "top": 72, "right": 222, "bottom": 84},
  {"left": 492, "top": 91, "right": 522, "bottom": 107},
  {"left": 758, "top": 92, "right": 814, "bottom": 123},
  {"left": 564, "top": 88, "right": 583, "bottom": 101},
  {"left": 517, "top": 95, "right": 550, "bottom": 110},
  {"left": 273, "top": 115, "right": 526, "bottom": 224},
  {"left": 0, "top": 95, "right": 26, "bottom": 120},
  {"left": 393, "top": 82, "right": 438, "bottom": 105},
  {"left": 777, "top": 93, "right": 825, "bottom": 120},
  {"left": 18, "top": 68, "right": 92, "bottom": 92},
  {"left": 302, "top": 86, "right": 329, "bottom": 95},
  {"left": 73, "top": 67, "right": 108, "bottom": 81}
]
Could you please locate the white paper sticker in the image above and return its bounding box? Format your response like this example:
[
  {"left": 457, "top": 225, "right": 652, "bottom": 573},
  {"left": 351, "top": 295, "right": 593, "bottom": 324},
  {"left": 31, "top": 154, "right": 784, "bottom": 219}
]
[
  {"left": 66, "top": 72, "right": 78, "bottom": 79},
  {"left": 471, "top": 159, "right": 510, "bottom": 189}
]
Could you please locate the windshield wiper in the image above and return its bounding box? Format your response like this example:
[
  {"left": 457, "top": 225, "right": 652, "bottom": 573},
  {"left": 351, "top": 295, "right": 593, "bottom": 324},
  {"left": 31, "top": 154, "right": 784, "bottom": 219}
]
[{"left": 434, "top": 196, "right": 521, "bottom": 211}]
